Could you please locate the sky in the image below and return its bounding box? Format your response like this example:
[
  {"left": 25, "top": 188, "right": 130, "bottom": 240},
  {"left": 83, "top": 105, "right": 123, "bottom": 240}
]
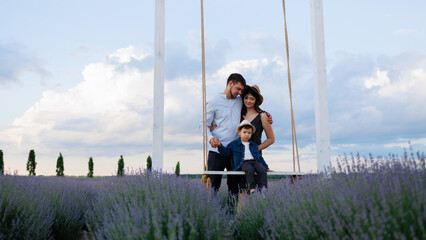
[{"left": 0, "top": 0, "right": 425, "bottom": 176}]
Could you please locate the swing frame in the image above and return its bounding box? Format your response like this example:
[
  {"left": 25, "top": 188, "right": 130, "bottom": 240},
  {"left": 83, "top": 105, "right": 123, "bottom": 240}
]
[{"left": 153, "top": 1, "right": 330, "bottom": 174}]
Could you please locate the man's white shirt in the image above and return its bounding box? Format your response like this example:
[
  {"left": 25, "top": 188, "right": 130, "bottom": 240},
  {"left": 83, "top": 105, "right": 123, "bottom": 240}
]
[{"left": 200, "top": 93, "right": 242, "bottom": 153}]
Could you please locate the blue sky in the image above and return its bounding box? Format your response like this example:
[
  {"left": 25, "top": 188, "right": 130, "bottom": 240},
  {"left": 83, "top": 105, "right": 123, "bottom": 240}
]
[{"left": 1, "top": 0, "right": 425, "bottom": 175}]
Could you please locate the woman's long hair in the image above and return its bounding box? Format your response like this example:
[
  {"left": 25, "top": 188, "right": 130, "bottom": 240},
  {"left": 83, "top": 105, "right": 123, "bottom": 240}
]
[{"left": 241, "top": 87, "right": 263, "bottom": 117}]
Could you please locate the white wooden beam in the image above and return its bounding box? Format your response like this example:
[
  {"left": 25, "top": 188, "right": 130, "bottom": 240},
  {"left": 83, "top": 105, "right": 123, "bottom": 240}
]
[
  {"left": 310, "top": 0, "right": 331, "bottom": 172},
  {"left": 153, "top": 0, "right": 165, "bottom": 171}
]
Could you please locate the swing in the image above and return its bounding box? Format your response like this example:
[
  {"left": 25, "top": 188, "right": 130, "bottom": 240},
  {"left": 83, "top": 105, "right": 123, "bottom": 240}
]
[{"left": 200, "top": 0, "right": 305, "bottom": 185}]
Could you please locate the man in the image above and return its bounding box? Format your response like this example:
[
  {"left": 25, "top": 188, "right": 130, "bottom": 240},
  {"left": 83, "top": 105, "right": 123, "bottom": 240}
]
[{"left": 202, "top": 73, "right": 246, "bottom": 196}]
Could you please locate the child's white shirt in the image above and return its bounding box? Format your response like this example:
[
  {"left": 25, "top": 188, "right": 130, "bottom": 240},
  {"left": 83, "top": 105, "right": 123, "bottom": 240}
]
[{"left": 242, "top": 142, "right": 254, "bottom": 160}]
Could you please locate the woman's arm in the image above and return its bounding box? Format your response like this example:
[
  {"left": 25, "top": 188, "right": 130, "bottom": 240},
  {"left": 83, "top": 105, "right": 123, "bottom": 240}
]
[{"left": 258, "top": 112, "right": 275, "bottom": 151}]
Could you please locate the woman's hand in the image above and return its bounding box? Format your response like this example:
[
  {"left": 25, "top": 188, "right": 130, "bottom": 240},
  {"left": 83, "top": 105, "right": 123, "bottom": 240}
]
[
  {"left": 265, "top": 112, "right": 273, "bottom": 124},
  {"left": 266, "top": 169, "right": 274, "bottom": 172}
]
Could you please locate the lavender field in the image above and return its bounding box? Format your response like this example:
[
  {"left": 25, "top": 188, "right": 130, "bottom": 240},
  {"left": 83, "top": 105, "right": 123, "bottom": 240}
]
[{"left": 0, "top": 152, "right": 425, "bottom": 240}]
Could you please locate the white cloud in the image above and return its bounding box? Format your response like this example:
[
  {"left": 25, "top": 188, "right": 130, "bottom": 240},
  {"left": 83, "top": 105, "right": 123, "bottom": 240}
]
[
  {"left": 377, "top": 68, "right": 426, "bottom": 98},
  {"left": 364, "top": 69, "right": 390, "bottom": 89},
  {"left": 384, "top": 138, "right": 426, "bottom": 148},
  {"left": 329, "top": 52, "right": 426, "bottom": 140},
  {"left": 3, "top": 46, "right": 154, "bottom": 153},
  {"left": 331, "top": 143, "right": 357, "bottom": 150},
  {"left": 363, "top": 65, "right": 426, "bottom": 98},
  {"left": 213, "top": 59, "right": 262, "bottom": 81},
  {"left": 384, "top": 142, "right": 409, "bottom": 149},
  {"left": 411, "top": 138, "right": 426, "bottom": 146},
  {"left": 108, "top": 45, "right": 148, "bottom": 63}
]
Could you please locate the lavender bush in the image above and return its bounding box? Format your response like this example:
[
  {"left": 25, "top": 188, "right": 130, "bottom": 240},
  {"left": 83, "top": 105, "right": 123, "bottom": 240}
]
[
  {"left": 234, "top": 152, "right": 425, "bottom": 239},
  {"left": 0, "top": 176, "right": 55, "bottom": 240},
  {"left": 39, "top": 177, "right": 96, "bottom": 240},
  {"left": 86, "top": 170, "right": 231, "bottom": 240},
  {"left": 0, "top": 176, "right": 96, "bottom": 240}
]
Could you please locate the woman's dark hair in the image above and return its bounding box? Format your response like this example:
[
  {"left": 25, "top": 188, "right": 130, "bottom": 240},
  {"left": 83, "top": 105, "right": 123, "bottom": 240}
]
[{"left": 241, "top": 87, "right": 263, "bottom": 117}]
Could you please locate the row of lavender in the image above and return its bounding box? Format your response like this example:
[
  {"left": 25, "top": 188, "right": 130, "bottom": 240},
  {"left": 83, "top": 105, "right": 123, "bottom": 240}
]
[
  {"left": 85, "top": 172, "right": 230, "bottom": 239},
  {"left": 0, "top": 152, "right": 425, "bottom": 239},
  {"left": 0, "top": 171, "right": 230, "bottom": 240},
  {"left": 0, "top": 176, "right": 94, "bottom": 240},
  {"left": 234, "top": 152, "right": 425, "bottom": 239}
]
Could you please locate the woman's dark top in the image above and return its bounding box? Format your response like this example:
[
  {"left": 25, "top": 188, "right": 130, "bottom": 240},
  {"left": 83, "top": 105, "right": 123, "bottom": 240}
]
[{"left": 249, "top": 113, "right": 263, "bottom": 146}]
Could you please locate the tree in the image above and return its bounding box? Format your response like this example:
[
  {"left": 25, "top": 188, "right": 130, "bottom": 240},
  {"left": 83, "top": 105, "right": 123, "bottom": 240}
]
[
  {"left": 26, "top": 149, "right": 37, "bottom": 176},
  {"left": 146, "top": 155, "right": 152, "bottom": 171},
  {"left": 175, "top": 161, "right": 180, "bottom": 176},
  {"left": 117, "top": 155, "right": 124, "bottom": 176},
  {"left": 56, "top": 153, "right": 64, "bottom": 176},
  {"left": 0, "top": 150, "right": 4, "bottom": 175},
  {"left": 87, "top": 157, "right": 94, "bottom": 178}
]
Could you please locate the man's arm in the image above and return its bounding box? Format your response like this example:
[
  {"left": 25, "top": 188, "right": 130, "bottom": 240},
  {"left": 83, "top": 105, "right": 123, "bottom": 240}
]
[{"left": 199, "top": 100, "right": 220, "bottom": 147}]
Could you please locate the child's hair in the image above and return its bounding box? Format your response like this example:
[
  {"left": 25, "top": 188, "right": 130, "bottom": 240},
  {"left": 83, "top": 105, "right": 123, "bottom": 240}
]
[{"left": 241, "top": 125, "right": 253, "bottom": 131}]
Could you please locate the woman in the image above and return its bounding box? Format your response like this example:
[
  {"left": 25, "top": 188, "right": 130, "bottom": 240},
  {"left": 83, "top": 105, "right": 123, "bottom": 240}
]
[
  {"left": 240, "top": 85, "right": 275, "bottom": 153},
  {"left": 236, "top": 85, "right": 275, "bottom": 195}
]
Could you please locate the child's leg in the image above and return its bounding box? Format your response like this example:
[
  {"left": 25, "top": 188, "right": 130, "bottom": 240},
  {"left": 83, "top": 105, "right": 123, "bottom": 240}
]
[
  {"left": 253, "top": 161, "right": 268, "bottom": 189},
  {"left": 241, "top": 161, "right": 256, "bottom": 191}
]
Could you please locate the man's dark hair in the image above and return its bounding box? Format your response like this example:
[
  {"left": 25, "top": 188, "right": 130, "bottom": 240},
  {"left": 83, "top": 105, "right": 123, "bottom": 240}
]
[{"left": 227, "top": 73, "right": 246, "bottom": 87}]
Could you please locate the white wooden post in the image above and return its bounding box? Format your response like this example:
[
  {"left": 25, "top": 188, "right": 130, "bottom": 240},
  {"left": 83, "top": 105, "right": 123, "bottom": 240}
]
[
  {"left": 310, "top": 0, "right": 331, "bottom": 172},
  {"left": 153, "top": 0, "right": 165, "bottom": 171}
]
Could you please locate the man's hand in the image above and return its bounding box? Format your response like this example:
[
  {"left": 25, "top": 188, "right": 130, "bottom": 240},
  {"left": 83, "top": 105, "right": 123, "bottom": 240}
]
[
  {"left": 210, "top": 124, "right": 217, "bottom": 132},
  {"left": 210, "top": 137, "right": 220, "bottom": 148},
  {"left": 266, "top": 169, "right": 274, "bottom": 172},
  {"left": 266, "top": 112, "right": 273, "bottom": 124}
]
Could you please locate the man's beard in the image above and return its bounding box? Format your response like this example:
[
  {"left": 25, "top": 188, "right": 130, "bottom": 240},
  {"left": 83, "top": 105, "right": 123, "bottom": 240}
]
[{"left": 229, "top": 88, "right": 237, "bottom": 99}]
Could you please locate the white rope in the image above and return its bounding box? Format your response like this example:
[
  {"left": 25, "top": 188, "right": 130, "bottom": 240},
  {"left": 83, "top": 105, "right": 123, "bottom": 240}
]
[
  {"left": 282, "top": 0, "right": 301, "bottom": 172},
  {"left": 201, "top": 0, "right": 208, "bottom": 172}
]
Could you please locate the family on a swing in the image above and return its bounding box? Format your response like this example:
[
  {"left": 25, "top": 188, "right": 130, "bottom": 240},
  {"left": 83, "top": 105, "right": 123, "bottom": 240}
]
[{"left": 202, "top": 73, "right": 275, "bottom": 196}]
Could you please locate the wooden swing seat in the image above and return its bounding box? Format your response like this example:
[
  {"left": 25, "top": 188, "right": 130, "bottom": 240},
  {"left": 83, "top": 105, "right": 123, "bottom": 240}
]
[{"left": 204, "top": 171, "right": 305, "bottom": 176}]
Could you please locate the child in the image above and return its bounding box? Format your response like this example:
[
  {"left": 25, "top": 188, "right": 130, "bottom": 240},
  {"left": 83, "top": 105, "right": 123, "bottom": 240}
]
[{"left": 218, "top": 120, "right": 271, "bottom": 193}]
